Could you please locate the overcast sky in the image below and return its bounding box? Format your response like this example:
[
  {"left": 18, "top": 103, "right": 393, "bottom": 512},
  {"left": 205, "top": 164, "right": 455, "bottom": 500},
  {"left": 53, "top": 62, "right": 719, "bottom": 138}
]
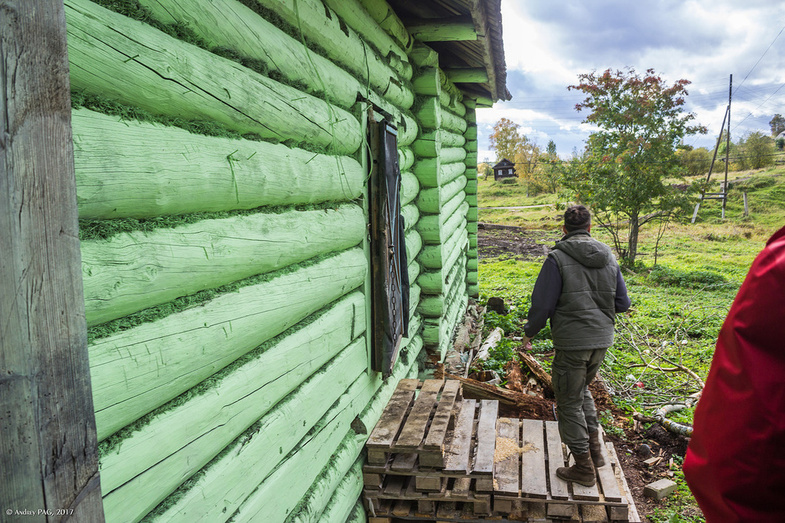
[{"left": 476, "top": 0, "right": 785, "bottom": 162}]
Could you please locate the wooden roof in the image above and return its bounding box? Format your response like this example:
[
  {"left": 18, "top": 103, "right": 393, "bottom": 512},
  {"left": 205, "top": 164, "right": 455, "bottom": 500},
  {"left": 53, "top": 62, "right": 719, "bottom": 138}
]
[{"left": 390, "top": 0, "right": 510, "bottom": 107}]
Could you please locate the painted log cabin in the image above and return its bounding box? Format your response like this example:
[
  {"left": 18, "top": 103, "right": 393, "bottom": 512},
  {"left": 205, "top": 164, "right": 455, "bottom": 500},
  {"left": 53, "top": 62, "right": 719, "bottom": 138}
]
[{"left": 1, "top": 0, "right": 509, "bottom": 521}]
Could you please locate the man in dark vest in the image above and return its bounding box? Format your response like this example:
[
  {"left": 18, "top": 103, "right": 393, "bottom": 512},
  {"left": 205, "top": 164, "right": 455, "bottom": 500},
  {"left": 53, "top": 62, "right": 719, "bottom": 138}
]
[{"left": 522, "top": 205, "right": 630, "bottom": 486}]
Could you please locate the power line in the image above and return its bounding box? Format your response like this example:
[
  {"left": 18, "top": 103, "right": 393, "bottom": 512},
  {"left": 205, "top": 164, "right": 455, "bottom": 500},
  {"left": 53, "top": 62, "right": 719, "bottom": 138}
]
[{"left": 733, "top": 23, "right": 785, "bottom": 96}]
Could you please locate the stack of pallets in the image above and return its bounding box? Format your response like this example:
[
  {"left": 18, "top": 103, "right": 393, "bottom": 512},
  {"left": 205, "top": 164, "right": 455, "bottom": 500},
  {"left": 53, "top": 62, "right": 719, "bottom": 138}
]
[{"left": 363, "top": 379, "right": 640, "bottom": 523}]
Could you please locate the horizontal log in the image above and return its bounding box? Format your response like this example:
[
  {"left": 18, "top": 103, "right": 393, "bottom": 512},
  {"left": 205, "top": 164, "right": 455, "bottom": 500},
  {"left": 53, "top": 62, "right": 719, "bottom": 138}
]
[
  {"left": 401, "top": 171, "right": 420, "bottom": 207},
  {"left": 441, "top": 93, "right": 467, "bottom": 118},
  {"left": 467, "top": 206, "right": 478, "bottom": 221},
  {"left": 465, "top": 140, "right": 478, "bottom": 153},
  {"left": 419, "top": 221, "right": 467, "bottom": 269},
  {"left": 469, "top": 236, "right": 478, "bottom": 249},
  {"left": 412, "top": 67, "right": 441, "bottom": 96},
  {"left": 90, "top": 248, "right": 366, "bottom": 441},
  {"left": 401, "top": 203, "right": 420, "bottom": 231},
  {"left": 137, "top": 0, "right": 351, "bottom": 109},
  {"left": 322, "top": 0, "right": 410, "bottom": 69},
  {"left": 358, "top": 0, "right": 413, "bottom": 54},
  {"left": 398, "top": 112, "right": 419, "bottom": 147},
  {"left": 464, "top": 126, "right": 477, "bottom": 140},
  {"left": 417, "top": 200, "right": 468, "bottom": 243},
  {"left": 253, "top": 0, "right": 413, "bottom": 100},
  {"left": 288, "top": 440, "right": 363, "bottom": 523},
  {"left": 99, "top": 293, "right": 366, "bottom": 520},
  {"left": 467, "top": 221, "right": 478, "bottom": 233},
  {"left": 408, "top": 17, "right": 477, "bottom": 42},
  {"left": 316, "top": 459, "right": 363, "bottom": 523},
  {"left": 73, "top": 110, "right": 364, "bottom": 220},
  {"left": 465, "top": 152, "right": 478, "bottom": 165},
  {"left": 416, "top": 176, "right": 466, "bottom": 213},
  {"left": 467, "top": 271, "right": 478, "bottom": 284},
  {"left": 65, "top": 0, "right": 361, "bottom": 155},
  {"left": 405, "top": 229, "right": 423, "bottom": 263},
  {"left": 399, "top": 147, "right": 415, "bottom": 172},
  {"left": 441, "top": 108, "right": 468, "bottom": 134},
  {"left": 466, "top": 194, "right": 478, "bottom": 207},
  {"left": 416, "top": 97, "right": 441, "bottom": 131},
  {"left": 440, "top": 147, "right": 468, "bottom": 165},
  {"left": 409, "top": 42, "right": 438, "bottom": 68},
  {"left": 82, "top": 205, "right": 364, "bottom": 326},
  {"left": 467, "top": 258, "right": 478, "bottom": 271},
  {"left": 411, "top": 129, "right": 466, "bottom": 158},
  {"left": 413, "top": 158, "right": 466, "bottom": 188},
  {"left": 468, "top": 284, "right": 479, "bottom": 298},
  {"left": 445, "top": 67, "right": 488, "bottom": 84},
  {"left": 465, "top": 180, "right": 478, "bottom": 195},
  {"left": 465, "top": 167, "right": 478, "bottom": 179},
  {"left": 149, "top": 324, "right": 423, "bottom": 522},
  {"left": 418, "top": 294, "right": 445, "bottom": 317}
]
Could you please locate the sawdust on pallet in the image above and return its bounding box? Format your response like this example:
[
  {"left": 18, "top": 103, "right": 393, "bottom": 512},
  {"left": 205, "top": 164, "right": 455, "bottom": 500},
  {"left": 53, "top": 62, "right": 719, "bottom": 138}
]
[{"left": 494, "top": 436, "right": 521, "bottom": 463}]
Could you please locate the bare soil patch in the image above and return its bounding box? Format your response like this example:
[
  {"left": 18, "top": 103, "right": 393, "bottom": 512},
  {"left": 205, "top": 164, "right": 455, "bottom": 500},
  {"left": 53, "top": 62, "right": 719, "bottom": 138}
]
[{"left": 478, "top": 222, "right": 561, "bottom": 260}]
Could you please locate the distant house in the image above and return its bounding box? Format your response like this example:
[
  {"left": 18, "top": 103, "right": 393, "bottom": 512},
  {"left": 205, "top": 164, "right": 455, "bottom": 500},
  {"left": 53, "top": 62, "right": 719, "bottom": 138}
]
[{"left": 493, "top": 158, "right": 517, "bottom": 180}]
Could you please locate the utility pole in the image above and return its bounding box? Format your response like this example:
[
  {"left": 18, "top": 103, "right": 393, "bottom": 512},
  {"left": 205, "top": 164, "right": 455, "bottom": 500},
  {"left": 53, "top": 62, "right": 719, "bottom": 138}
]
[{"left": 692, "top": 74, "right": 733, "bottom": 223}]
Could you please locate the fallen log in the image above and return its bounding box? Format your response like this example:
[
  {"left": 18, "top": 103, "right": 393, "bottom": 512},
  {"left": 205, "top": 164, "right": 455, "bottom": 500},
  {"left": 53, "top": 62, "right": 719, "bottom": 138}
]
[
  {"left": 516, "top": 348, "right": 553, "bottom": 395},
  {"left": 474, "top": 327, "right": 503, "bottom": 361}
]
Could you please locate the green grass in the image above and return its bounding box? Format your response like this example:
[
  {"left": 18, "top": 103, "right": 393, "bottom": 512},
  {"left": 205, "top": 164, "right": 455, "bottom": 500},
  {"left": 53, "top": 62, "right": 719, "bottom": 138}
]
[{"left": 476, "top": 165, "right": 785, "bottom": 523}]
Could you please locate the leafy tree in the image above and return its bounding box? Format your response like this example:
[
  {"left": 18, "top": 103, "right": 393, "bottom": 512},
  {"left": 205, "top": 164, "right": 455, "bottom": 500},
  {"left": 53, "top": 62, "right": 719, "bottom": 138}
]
[
  {"left": 489, "top": 118, "right": 540, "bottom": 176},
  {"left": 565, "top": 68, "right": 706, "bottom": 265},
  {"left": 530, "top": 139, "right": 562, "bottom": 193},
  {"left": 737, "top": 132, "right": 774, "bottom": 169},
  {"left": 769, "top": 114, "right": 785, "bottom": 137},
  {"left": 478, "top": 162, "right": 492, "bottom": 178},
  {"left": 679, "top": 147, "right": 711, "bottom": 176}
]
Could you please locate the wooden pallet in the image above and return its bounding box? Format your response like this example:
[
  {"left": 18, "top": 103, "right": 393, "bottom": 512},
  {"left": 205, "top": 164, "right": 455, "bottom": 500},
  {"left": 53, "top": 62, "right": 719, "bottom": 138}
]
[
  {"left": 364, "top": 380, "right": 640, "bottom": 523},
  {"left": 493, "top": 419, "right": 636, "bottom": 522},
  {"left": 366, "top": 379, "right": 462, "bottom": 469}
]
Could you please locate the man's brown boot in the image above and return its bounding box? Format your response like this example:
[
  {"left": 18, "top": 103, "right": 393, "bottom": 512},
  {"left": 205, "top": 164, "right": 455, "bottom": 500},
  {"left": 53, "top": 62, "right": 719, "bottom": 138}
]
[
  {"left": 589, "top": 431, "right": 606, "bottom": 468},
  {"left": 556, "top": 452, "right": 596, "bottom": 486}
]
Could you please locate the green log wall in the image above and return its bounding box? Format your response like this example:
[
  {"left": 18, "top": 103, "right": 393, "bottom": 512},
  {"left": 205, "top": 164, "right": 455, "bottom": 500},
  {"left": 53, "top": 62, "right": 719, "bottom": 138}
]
[{"left": 66, "top": 0, "right": 480, "bottom": 521}]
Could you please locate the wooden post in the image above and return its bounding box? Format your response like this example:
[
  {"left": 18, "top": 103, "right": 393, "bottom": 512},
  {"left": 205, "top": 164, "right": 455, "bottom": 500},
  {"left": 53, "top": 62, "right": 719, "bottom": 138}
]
[{"left": 1, "top": 1, "right": 104, "bottom": 521}]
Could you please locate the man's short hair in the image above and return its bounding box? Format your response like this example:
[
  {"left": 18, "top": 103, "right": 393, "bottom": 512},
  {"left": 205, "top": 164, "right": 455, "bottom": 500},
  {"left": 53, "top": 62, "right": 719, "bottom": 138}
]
[{"left": 564, "top": 205, "right": 591, "bottom": 232}]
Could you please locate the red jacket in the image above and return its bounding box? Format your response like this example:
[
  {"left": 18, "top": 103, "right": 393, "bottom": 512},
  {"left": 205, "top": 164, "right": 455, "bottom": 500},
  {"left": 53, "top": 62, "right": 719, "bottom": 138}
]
[{"left": 684, "top": 225, "right": 785, "bottom": 522}]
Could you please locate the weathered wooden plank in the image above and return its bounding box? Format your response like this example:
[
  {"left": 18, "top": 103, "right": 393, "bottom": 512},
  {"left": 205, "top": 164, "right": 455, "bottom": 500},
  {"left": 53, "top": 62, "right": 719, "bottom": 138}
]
[
  {"left": 443, "top": 400, "right": 476, "bottom": 473},
  {"left": 90, "top": 248, "right": 366, "bottom": 441},
  {"left": 569, "top": 453, "right": 601, "bottom": 501},
  {"left": 416, "top": 97, "right": 441, "bottom": 130},
  {"left": 607, "top": 442, "right": 637, "bottom": 522},
  {"left": 399, "top": 147, "right": 416, "bottom": 172},
  {"left": 0, "top": 1, "right": 104, "bottom": 519},
  {"left": 441, "top": 109, "right": 468, "bottom": 134},
  {"left": 83, "top": 205, "right": 364, "bottom": 326},
  {"left": 595, "top": 432, "right": 623, "bottom": 503},
  {"left": 65, "top": 0, "right": 361, "bottom": 155},
  {"left": 401, "top": 203, "right": 420, "bottom": 232},
  {"left": 405, "top": 229, "right": 423, "bottom": 263},
  {"left": 545, "top": 421, "right": 570, "bottom": 500},
  {"left": 423, "top": 380, "right": 461, "bottom": 452},
  {"left": 414, "top": 159, "right": 467, "bottom": 188},
  {"left": 519, "top": 419, "right": 548, "bottom": 499},
  {"left": 72, "top": 110, "right": 364, "bottom": 219},
  {"left": 391, "top": 452, "right": 418, "bottom": 472},
  {"left": 494, "top": 418, "right": 521, "bottom": 496},
  {"left": 367, "top": 379, "right": 420, "bottom": 448},
  {"left": 582, "top": 503, "right": 610, "bottom": 523},
  {"left": 473, "top": 400, "right": 499, "bottom": 475},
  {"left": 395, "top": 379, "right": 444, "bottom": 449},
  {"left": 98, "top": 294, "right": 364, "bottom": 511}
]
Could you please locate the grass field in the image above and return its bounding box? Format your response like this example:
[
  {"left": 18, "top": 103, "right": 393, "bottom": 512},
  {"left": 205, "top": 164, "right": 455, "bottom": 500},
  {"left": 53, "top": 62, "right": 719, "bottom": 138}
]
[{"left": 476, "top": 166, "right": 785, "bottom": 522}]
